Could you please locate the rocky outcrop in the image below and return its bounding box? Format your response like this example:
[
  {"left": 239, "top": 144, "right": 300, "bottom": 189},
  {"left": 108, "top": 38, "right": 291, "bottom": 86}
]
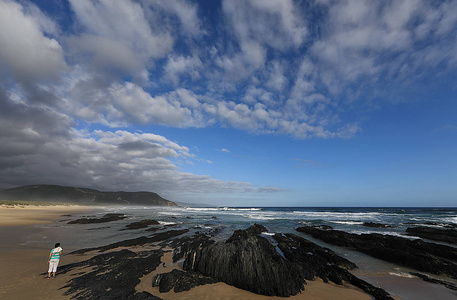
[
  {"left": 152, "top": 269, "right": 217, "bottom": 293},
  {"left": 296, "top": 225, "right": 457, "bottom": 279},
  {"left": 363, "top": 222, "right": 392, "bottom": 228},
  {"left": 182, "top": 224, "right": 393, "bottom": 299},
  {"left": 273, "top": 233, "right": 393, "bottom": 300},
  {"left": 183, "top": 224, "right": 305, "bottom": 297},
  {"left": 68, "top": 213, "right": 127, "bottom": 224},
  {"left": 58, "top": 249, "right": 163, "bottom": 300},
  {"left": 125, "top": 219, "right": 160, "bottom": 230},
  {"left": 406, "top": 226, "right": 457, "bottom": 244},
  {"left": 70, "top": 229, "right": 189, "bottom": 254}
]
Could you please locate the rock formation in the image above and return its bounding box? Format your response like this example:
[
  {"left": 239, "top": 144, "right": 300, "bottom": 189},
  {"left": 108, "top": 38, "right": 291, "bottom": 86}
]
[{"left": 297, "top": 225, "right": 457, "bottom": 279}]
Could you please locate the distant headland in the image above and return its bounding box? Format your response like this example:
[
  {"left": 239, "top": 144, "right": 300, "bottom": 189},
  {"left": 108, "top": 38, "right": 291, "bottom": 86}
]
[{"left": 0, "top": 184, "right": 177, "bottom": 207}]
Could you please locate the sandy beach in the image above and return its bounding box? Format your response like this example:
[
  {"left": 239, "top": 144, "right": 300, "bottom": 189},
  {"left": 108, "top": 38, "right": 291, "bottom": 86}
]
[{"left": 0, "top": 205, "right": 373, "bottom": 300}]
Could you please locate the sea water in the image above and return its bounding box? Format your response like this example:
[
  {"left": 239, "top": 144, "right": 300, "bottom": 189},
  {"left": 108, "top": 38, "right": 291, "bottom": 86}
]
[{"left": 21, "top": 206, "right": 457, "bottom": 299}]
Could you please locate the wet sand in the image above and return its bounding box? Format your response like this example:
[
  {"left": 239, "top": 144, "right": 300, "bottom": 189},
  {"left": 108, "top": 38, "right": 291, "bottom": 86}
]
[
  {"left": 0, "top": 205, "right": 95, "bottom": 300},
  {"left": 0, "top": 204, "right": 92, "bottom": 226},
  {"left": 0, "top": 205, "right": 373, "bottom": 300}
]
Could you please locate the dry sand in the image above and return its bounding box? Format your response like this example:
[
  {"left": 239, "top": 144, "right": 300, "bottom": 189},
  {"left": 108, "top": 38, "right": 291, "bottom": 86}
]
[{"left": 0, "top": 205, "right": 373, "bottom": 300}]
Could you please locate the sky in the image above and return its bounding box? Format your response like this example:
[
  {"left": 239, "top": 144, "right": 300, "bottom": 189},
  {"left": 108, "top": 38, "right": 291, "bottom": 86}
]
[{"left": 0, "top": 0, "right": 456, "bottom": 207}]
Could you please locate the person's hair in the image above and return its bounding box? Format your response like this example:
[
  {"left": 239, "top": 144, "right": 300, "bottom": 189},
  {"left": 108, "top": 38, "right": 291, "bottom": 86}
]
[{"left": 55, "top": 243, "right": 60, "bottom": 248}]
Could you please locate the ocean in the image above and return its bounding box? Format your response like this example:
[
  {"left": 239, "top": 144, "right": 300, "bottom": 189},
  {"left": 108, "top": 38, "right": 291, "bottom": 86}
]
[{"left": 22, "top": 206, "right": 457, "bottom": 299}]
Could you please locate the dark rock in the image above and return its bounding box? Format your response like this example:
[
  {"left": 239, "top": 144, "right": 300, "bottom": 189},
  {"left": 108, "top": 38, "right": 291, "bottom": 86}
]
[
  {"left": 70, "top": 229, "right": 189, "bottom": 254},
  {"left": 404, "top": 222, "right": 457, "bottom": 229},
  {"left": 125, "top": 219, "right": 160, "bottom": 230},
  {"left": 273, "top": 233, "right": 393, "bottom": 300},
  {"left": 315, "top": 224, "right": 333, "bottom": 230},
  {"left": 406, "top": 226, "right": 457, "bottom": 244},
  {"left": 86, "top": 226, "right": 111, "bottom": 231},
  {"left": 297, "top": 226, "right": 457, "bottom": 279},
  {"left": 183, "top": 225, "right": 305, "bottom": 297},
  {"left": 363, "top": 222, "right": 392, "bottom": 228},
  {"left": 68, "top": 213, "right": 127, "bottom": 224},
  {"left": 273, "top": 233, "right": 357, "bottom": 281},
  {"left": 165, "top": 232, "right": 216, "bottom": 263},
  {"left": 410, "top": 272, "right": 457, "bottom": 291},
  {"left": 152, "top": 269, "right": 217, "bottom": 293},
  {"left": 130, "top": 291, "right": 161, "bottom": 299},
  {"left": 145, "top": 227, "right": 160, "bottom": 232},
  {"left": 425, "top": 222, "right": 457, "bottom": 229},
  {"left": 58, "top": 249, "right": 163, "bottom": 300}
]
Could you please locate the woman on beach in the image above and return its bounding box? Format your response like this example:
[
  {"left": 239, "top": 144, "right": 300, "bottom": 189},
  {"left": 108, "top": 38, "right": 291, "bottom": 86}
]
[{"left": 47, "top": 243, "right": 63, "bottom": 279}]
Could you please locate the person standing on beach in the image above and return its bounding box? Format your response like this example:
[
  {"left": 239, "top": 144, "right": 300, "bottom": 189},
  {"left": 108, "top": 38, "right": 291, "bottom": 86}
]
[{"left": 47, "top": 243, "right": 63, "bottom": 279}]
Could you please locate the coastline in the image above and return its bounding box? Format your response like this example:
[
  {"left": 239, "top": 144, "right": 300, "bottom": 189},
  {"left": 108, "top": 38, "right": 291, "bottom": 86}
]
[
  {"left": 0, "top": 203, "right": 95, "bottom": 226},
  {"left": 0, "top": 205, "right": 374, "bottom": 300}
]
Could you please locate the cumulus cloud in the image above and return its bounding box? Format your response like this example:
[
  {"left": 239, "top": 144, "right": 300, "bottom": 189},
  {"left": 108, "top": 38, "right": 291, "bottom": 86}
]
[
  {"left": 0, "top": 87, "right": 275, "bottom": 196},
  {"left": 311, "top": 0, "right": 457, "bottom": 91},
  {"left": 0, "top": 0, "right": 66, "bottom": 84},
  {"left": 2, "top": 0, "right": 457, "bottom": 199},
  {"left": 215, "top": 0, "right": 307, "bottom": 80},
  {"left": 145, "top": 0, "right": 204, "bottom": 37},
  {"left": 68, "top": 0, "right": 174, "bottom": 77}
]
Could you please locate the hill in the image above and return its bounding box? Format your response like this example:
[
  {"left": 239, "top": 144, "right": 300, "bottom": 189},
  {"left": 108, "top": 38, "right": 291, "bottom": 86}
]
[{"left": 0, "top": 185, "right": 177, "bottom": 206}]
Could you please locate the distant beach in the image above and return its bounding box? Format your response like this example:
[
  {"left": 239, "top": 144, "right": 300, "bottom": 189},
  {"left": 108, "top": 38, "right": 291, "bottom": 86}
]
[{"left": 1, "top": 204, "right": 456, "bottom": 299}]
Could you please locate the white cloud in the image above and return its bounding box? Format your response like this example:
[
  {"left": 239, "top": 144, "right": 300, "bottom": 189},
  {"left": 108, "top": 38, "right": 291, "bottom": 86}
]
[
  {"left": 145, "top": 0, "right": 204, "bottom": 37},
  {"left": 311, "top": 0, "right": 457, "bottom": 90},
  {"left": 68, "top": 0, "right": 174, "bottom": 76},
  {"left": 0, "top": 85, "right": 279, "bottom": 196},
  {"left": 216, "top": 0, "right": 307, "bottom": 80},
  {"left": 0, "top": 0, "right": 66, "bottom": 84},
  {"left": 165, "top": 55, "right": 203, "bottom": 85}
]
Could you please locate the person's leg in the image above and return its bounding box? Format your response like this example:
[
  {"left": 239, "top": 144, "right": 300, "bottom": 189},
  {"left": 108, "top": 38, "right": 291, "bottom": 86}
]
[
  {"left": 52, "top": 260, "right": 59, "bottom": 278},
  {"left": 47, "top": 261, "right": 53, "bottom": 278}
]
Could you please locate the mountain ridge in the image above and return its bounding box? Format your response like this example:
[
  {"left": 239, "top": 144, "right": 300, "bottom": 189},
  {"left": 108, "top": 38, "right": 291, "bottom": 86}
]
[{"left": 0, "top": 184, "right": 177, "bottom": 206}]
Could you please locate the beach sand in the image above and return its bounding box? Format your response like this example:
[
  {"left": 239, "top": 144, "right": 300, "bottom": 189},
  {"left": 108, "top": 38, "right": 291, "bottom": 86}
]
[
  {"left": 0, "top": 204, "right": 92, "bottom": 226},
  {"left": 0, "top": 205, "right": 373, "bottom": 300}
]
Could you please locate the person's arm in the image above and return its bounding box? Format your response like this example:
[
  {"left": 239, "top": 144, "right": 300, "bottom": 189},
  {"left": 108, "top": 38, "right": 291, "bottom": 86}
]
[{"left": 48, "top": 252, "right": 52, "bottom": 263}]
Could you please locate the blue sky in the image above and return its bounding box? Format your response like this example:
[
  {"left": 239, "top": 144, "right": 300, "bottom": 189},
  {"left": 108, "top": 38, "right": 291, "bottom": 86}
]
[{"left": 0, "top": 0, "right": 456, "bottom": 206}]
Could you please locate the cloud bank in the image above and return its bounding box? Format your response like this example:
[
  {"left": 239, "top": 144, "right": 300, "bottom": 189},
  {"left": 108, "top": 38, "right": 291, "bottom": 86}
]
[{"left": 1, "top": 0, "right": 456, "bottom": 199}]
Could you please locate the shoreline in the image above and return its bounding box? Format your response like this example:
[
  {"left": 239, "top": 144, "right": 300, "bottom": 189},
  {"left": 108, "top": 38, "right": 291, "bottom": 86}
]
[
  {"left": 0, "top": 205, "right": 376, "bottom": 300},
  {"left": 0, "top": 203, "right": 98, "bottom": 226}
]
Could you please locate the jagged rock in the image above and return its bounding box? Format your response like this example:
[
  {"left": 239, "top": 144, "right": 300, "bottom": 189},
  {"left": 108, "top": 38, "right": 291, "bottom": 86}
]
[
  {"left": 406, "top": 226, "right": 457, "bottom": 244},
  {"left": 164, "top": 231, "right": 217, "bottom": 262},
  {"left": 363, "top": 222, "right": 392, "bottom": 228},
  {"left": 125, "top": 219, "right": 160, "bottom": 230},
  {"left": 273, "top": 233, "right": 357, "bottom": 282},
  {"left": 58, "top": 249, "right": 163, "bottom": 300},
  {"left": 70, "top": 229, "right": 189, "bottom": 254},
  {"left": 68, "top": 213, "right": 127, "bottom": 224},
  {"left": 297, "top": 225, "right": 457, "bottom": 279},
  {"left": 152, "top": 269, "right": 217, "bottom": 293},
  {"left": 273, "top": 233, "right": 393, "bottom": 300},
  {"left": 183, "top": 225, "right": 305, "bottom": 297}
]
